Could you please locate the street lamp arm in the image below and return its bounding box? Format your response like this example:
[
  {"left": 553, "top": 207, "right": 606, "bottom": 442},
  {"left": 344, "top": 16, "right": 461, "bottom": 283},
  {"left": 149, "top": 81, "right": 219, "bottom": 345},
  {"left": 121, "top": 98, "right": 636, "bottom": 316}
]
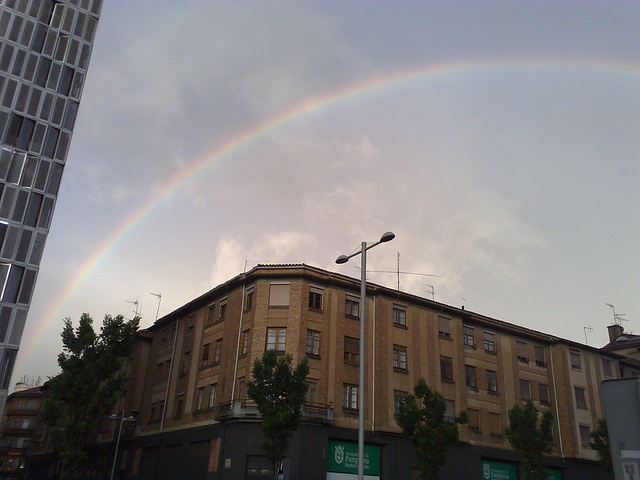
[{"left": 335, "top": 232, "right": 395, "bottom": 265}]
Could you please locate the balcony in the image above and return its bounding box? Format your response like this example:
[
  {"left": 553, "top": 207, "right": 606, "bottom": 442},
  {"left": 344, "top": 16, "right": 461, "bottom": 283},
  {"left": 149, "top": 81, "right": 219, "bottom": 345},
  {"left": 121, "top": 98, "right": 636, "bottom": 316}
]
[
  {"left": 214, "top": 400, "right": 333, "bottom": 423},
  {"left": 215, "top": 398, "right": 260, "bottom": 420}
]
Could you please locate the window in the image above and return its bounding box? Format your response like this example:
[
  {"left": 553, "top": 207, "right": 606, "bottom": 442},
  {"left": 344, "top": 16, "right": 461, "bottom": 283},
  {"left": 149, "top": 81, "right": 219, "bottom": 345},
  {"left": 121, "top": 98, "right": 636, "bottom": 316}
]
[
  {"left": 516, "top": 341, "right": 528, "bottom": 363},
  {"left": 538, "top": 383, "right": 550, "bottom": 404},
  {"left": 175, "top": 395, "right": 184, "bottom": 419},
  {"left": 208, "top": 384, "right": 217, "bottom": 409},
  {"left": 245, "top": 288, "right": 253, "bottom": 311},
  {"left": 306, "top": 329, "right": 320, "bottom": 356},
  {"left": 486, "top": 370, "right": 498, "bottom": 393},
  {"left": 465, "top": 365, "right": 477, "bottom": 389},
  {"left": 444, "top": 400, "right": 455, "bottom": 422},
  {"left": 438, "top": 316, "right": 451, "bottom": 338},
  {"left": 519, "top": 379, "right": 531, "bottom": 400},
  {"left": 393, "top": 391, "right": 408, "bottom": 416},
  {"left": 489, "top": 412, "right": 502, "bottom": 436},
  {"left": 602, "top": 358, "right": 614, "bottom": 378},
  {"left": 206, "top": 305, "right": 215, "bottom": 326},
  {"left": 440, "top": 356, "right": 453, "bottom": 381},
  {"left": 484, "top": 332, "right": 496, "bottom": 353},
  {"left": 237, "top": 379, "right": 246, "bottom": 400},
  {"left": 213, "top": 339, "right": 222, "bottom": 365},
  {"left": 241, "top": 330, "right": 249, "bottom": 356},
  {"left": 218, "top": 303, "right": 227, "bottom": 323},
  {"left": 579, "top": 425, "right": 591, "bottom": 448},
  {"left": 343, "top": 384, "right": 358, "bottom": 410},
  {"left": 393, "top": 307, "right": 406, "bottom": 326},
  {"left": 186, "top": 315, "right": 195, "bottom": 335},
  {"left": 201, "top": 343, "right": 210, "bottom": 368},
  {"left": 196, "top": 387, "right": 204, "bottom": 411},
  {"left": 266, "top": 327, "right": 286, "bottom": 352},
  {"left": 309, "top": 287, "right": 323, "bottom": 310},
  {"left": 345, "top": 298, "right": 359, "bottom": 317},
  {"left": 468, "top": 409, "right": 480, "bottom": 432},
  {"left": 306, "top": 381, "right": 318, "bottom": 404},
  {"left": 393, "top": 345, "right": 407, "bottom": 371},
  {"left": 344, "top": 336, "right": 359, "bottom": 364},
  {"left": 535, "top": 345, "right": 546, "bottom": 367},
  {"left": 269, "top": 283, "right": 290, "bottom": 307},
  {"left": 463, "top": 325, "right": 475, "bottom": 348},
  {"left": 575, "top": 387, "right": 587, "bottom": 409},
  {"left": 181, "top": 351, "right": 190, "bottom": 375},
  {"left": 570, "top": 351, "right": 582, "bottom": 370}
]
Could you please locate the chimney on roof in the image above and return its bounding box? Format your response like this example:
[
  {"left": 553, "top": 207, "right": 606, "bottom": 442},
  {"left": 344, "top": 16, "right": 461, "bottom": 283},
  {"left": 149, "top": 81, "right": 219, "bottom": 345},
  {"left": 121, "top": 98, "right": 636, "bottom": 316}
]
[{"left": 608, "top": 324, "right": 625, "bottom": 342}]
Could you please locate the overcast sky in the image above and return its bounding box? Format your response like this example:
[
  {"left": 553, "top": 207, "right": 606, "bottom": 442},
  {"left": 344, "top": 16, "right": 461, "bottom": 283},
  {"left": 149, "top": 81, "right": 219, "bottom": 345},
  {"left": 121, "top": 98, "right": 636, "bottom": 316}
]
[{"left": 12, "top": 0, "right": 640, "bottom": 383}]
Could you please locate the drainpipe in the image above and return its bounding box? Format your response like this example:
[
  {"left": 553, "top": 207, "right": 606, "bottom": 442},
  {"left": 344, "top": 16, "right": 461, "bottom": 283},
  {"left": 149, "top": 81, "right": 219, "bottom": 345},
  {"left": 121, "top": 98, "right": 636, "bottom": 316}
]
[
  {"left": 231, "top": 283, "right": 247, "bottom": 402},
  {"left": 160, "top": 317, "right": 178, "bottom": 432},
  {"left": 548, "top": 341, "right": 565, "bottom": 460},
  {"left": 371, "top": 295, "right": 377, "bottom": 432}
]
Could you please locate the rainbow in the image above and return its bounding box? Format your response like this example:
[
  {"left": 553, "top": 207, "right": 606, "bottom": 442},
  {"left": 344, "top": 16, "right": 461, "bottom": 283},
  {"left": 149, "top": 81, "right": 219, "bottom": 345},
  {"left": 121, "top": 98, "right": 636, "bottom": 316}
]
[{"left": 19, "top": 58, "right": 640, "bottom": 364}]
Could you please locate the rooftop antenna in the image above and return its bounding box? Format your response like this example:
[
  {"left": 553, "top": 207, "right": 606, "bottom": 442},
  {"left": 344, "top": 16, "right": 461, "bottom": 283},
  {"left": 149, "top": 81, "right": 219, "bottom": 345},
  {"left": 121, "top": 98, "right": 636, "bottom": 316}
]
[
  {"left": 150, "top": 293, "right": 162, "bottom": 321},
  {"left": 583, "top": 325, "right": 593, "bottom": 345},
  {"left": 126, "top": 299, "right": 139, "bottom": 317},
  {"left": 425, "top": 284, "right": 435, "bottom": 301},
  {"left": 606, "top": 303, "right": 627, "bottom": 326}
]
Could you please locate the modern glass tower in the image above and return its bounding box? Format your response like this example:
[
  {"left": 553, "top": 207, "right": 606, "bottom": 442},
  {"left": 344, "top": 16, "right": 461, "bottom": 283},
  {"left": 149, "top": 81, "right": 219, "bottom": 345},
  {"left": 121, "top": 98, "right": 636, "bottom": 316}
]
[{"left": 0, "top": 0, "right": 102, "bottom": 409}]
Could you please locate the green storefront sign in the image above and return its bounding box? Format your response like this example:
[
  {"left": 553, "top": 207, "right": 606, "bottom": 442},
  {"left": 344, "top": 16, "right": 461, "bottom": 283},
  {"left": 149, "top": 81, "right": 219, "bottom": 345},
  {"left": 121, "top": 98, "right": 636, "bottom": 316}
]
[
  {"left": 481, "top": 460, "right": 562, "bottom": 480},
  {"left": 327, "top": 440, "right": 381, "bottom": 476},
  {"left": 481, "top": 460, "right": 518, "bottom": 480}
]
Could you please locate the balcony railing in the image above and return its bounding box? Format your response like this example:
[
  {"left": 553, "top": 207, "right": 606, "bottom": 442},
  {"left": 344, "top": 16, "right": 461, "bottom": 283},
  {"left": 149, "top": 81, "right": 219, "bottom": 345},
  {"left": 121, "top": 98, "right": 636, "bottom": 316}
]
[{"left": 215, "top": 399, "right": 333, "bottom": 423}]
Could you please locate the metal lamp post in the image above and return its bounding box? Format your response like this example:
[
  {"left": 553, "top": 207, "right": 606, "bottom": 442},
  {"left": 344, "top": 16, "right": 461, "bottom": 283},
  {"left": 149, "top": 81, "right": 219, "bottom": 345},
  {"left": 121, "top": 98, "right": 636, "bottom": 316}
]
[
  {"left": 108, "top": 411, "right": 136, "bottom": 480},
  {"left": 336, "top": 231, "right": 395, "bottom": 480}
]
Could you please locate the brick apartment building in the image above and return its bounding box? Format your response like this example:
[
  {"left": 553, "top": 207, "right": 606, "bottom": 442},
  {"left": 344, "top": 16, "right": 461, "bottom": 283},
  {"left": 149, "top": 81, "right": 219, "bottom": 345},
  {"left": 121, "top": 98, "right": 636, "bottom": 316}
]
[{"left": 25, "top": 264, "right": 640, "bottom": 479}]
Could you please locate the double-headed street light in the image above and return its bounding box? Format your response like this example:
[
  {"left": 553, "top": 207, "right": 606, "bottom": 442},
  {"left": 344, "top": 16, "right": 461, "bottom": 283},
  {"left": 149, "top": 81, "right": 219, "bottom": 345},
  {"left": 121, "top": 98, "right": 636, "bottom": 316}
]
[
  {"left": 108, "top": 411, "right": 136, "bottom": 480},
  {"left": 336, "top": 231, "right": 395, "bottom": 480}
]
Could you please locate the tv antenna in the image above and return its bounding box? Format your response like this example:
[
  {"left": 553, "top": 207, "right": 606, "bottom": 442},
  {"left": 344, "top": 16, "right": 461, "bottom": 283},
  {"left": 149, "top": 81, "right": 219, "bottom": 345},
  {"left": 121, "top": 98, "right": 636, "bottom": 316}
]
[
  {"left": 125, "top": 299, "right": 139, "bottom": 317},
  {"left": 583, "top": 325, "right": 593, "bottom": 345},
  {"left": 606, "top": 303, "right": 627, "bottom": 326},
  {"left": 425, "top": 284, "right": 435, "bottom": 301},
  {"left": 150, "top": 292, "right": 162, "bottom": 321}
]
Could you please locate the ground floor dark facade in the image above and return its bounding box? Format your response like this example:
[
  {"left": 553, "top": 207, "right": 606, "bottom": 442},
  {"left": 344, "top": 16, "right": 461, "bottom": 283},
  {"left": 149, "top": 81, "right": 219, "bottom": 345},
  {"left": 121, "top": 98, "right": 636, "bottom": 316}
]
[{"left": 25, "top": 420, "right": 612, "bottom": 480}]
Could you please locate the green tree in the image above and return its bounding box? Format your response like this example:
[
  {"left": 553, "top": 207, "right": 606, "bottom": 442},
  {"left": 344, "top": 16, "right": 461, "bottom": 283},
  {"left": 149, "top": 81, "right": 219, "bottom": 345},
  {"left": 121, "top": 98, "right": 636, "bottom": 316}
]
[
  {"left": 590, "top": 418, "right": 612, "bottom": 473},
  {"left": 246, "top": 350, "right": 309, "bottom": 477},
  {"left": 504, "top": 400, "right": 554, "bottom": 480},
  {"left": 42, "top": 313, "right": 139, "bottom": 478},
  {"left": 396, "top": 378, "right": 468, "bottom": 480}
]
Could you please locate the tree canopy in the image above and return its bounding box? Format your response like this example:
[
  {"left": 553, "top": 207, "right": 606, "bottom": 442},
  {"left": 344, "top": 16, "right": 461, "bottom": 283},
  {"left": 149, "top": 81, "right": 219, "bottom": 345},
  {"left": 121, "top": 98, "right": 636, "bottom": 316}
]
[
  {"left": 589, "top": 418, "right": 612, "bottom": 473},
  {"left": 504, "top": 400, "right": 554, "bottom": 480},
  {"left": 396, "top": 377, "right": 467, "bottom": 480},
  {"left": 246, "top": 350, "right": 309, "bottom": 475},
  {"left": 42, "top": 313, "right": 139, "bottom": 477}
]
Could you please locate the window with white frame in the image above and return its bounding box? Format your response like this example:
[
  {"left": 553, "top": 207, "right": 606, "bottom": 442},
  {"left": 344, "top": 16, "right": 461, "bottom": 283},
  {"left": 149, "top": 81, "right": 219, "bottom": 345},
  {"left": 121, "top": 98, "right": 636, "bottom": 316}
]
[
  {"left": 266, "top": 327, "right": 286, "bottom": 352},
  {"left": 345, "top": 297, "right": 359, "bottom": 317},
  {"left": 463, "top": 325, "right": 475, "bottom": 348},
  {"left": 343, "top": 383, "right": 358, "bottom": 410},
  {"left": 306, "top": 329, "right": 320, "bottom": 356},
  {"left": 393, "top": 306, "right": 406, "bottom": 326},
  {"left": 393, "top": 345, "right": 407, "bottom": 370},
  {"left": 484, "top": 331, "right": 496, "bottom": 353}
]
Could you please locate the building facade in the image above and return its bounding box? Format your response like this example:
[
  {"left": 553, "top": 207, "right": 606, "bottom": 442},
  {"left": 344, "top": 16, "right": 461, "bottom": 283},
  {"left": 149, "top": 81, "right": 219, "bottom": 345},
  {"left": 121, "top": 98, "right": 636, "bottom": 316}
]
[
  {"left": 0, "top": 0, "right": 102, "bottom": 408},
  {"left": 0, "top": 385, "right": 43, "bottom": 480},
  {"left": 27, "top": 264, "right": 640, "bottom": 479}
]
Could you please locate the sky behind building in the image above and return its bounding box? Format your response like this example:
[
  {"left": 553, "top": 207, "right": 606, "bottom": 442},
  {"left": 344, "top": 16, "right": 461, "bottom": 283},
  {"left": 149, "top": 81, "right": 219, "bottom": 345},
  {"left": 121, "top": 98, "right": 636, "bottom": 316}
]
[{"left": 12, "top": 0, "right": 640, "bottom": 382}]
